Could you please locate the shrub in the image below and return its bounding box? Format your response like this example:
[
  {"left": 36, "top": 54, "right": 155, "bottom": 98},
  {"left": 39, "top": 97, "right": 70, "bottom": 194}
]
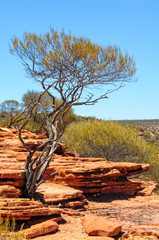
[
  {"left": 0, "top": 216, "right": 25, "bottom": 240},
  {"left": 63, "top": 120, "right": 157, "bottom": 162},
  {"left": 63, "top": 120, "right": 159, "bottom": 182}
]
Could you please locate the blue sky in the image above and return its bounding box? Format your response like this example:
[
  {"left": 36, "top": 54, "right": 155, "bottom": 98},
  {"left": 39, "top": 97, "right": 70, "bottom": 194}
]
[{"left": 0, "top": 0, "right": 159, "bottom": 120}]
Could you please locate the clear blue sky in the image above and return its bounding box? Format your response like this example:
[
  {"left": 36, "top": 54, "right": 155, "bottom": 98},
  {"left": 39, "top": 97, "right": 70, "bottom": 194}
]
[{"left": 0, "top": 0, "right": 159, "bottom": 120}]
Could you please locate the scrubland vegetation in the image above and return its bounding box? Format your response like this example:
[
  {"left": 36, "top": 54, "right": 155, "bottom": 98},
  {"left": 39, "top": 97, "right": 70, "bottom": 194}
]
[
  {"left": 63, "top": 119, "right": 159, "bottom": 183},
  {"left": 0, "top": 92, "right": 77, "bottom": 135}
]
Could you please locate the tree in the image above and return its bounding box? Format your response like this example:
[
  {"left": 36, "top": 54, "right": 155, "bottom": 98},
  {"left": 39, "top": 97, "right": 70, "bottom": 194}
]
[
  {"left": 63, "top": 120, "right": 157, "bottom": 163},
  {"left": 22, "top": 90, "right": 76, "bottom": 134},
  {"left": 21, "top": 90, "right": 52, "bottom": 133},
  {"left": 0, "top": 100, "right": 25, "bottom": 128},
  {"left": 10, "top": 28, "right": 136, "bottom": 198}
]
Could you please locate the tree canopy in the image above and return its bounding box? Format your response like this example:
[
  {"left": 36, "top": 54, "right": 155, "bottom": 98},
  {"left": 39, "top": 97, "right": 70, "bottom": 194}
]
[{"left": 10, "top": 28, "right": 136, "bottom": 107}]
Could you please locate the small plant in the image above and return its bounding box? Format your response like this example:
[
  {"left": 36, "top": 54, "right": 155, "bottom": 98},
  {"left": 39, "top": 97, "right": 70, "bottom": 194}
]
[{"left": 0, "top": 215, "right": 25, "bottom": 240}]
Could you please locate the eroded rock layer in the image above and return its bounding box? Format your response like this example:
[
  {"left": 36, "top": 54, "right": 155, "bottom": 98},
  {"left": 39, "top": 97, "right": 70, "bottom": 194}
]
[
  {"left": 0, "top": 198, "right": 62, "bottom": 221},
  {"left": 0, "top": 127, "right": 159, "bottom": 239},
  {"left": 0, "top": 127, "right": 153, "bottom": 197}
]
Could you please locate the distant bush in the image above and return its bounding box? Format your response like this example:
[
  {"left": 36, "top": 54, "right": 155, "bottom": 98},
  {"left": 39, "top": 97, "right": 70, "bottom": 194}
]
[
  {"left": 63, "top": 120, "right": 157, "bottom": 162},
  {"left": 63, "top": 120, "right": 159, "bottom": 182}
]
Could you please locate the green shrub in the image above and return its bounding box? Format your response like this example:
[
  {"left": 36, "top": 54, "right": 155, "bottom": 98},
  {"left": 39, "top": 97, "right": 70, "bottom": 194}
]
[
  {"left": 63, "top": 120, "right": 157, "bottom": 162},
  {"left": 63, "top": 120, "right": 159, "bottom": 182},
  {"left": 0, "top": 216, "right": 25, "bottom": 240}
]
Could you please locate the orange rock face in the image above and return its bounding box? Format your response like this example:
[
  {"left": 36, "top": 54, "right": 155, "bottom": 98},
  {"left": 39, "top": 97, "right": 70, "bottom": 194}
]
[
  {"left": 23, "top": 219, "right": 59, "bottom": 239},
  {"left": 81, "top": 214, "right": 122, "bottom": 237},
  {"left": 0, "top": 198, "right": 62, "bottom": 220},
  {"left": 46, "top": 157, "right": 151, "bottom": 195},
  {"left": 86, "top": 194, "right": 159, "bottom": 238},
  {"left": 0, "top": 127, "right": 158, "bottom": 240},
  {"left": 0, "top": 185, "right": 21, "bottom": 197},
  {"left": 35, "top": 182, "right": 87, "bottom": 209},
  {"left": 0, "top": 127, "right": 156, "bottom": 198}
]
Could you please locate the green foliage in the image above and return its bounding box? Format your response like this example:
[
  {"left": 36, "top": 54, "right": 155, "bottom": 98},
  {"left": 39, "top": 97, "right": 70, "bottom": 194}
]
[
  {"left": 0, "top": 100, "right": 21, "bottom": 127},
  {"left": 0, "top": 90, "right": 76, "bottom": 134},
  {"left": 10, "top": 28, "right": 136, "bottom": 106},
  {"left": 0, "top": 216, "right": 25, "bottom": 240},
  {"left": 0, "top": 100, "right": 26, "bottom": 128},
  {"left": 63, "top": 120, "right": 157, "bottom": 163},
  {"left": 21, "top": 90, "right": 76, "bottom": 134},
  {"left": 10, "top": 29, "right": 136, "bottom": 79},
  {"left": 0, "top": 100, "right": 20, "bottom": 114},
  {"left": 63, "top": 120, "right": 159, "bottom": 182}
]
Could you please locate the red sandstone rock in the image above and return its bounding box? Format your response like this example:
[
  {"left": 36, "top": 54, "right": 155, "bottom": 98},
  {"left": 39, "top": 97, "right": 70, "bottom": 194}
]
[
  {"left": 33, "top": 214, "right": 114, "bottom": 240},
  {"left": 46, "top": 158, "right": 150, "bottom": 195},
  {"left": 0, "top": 127, "right": 158, "bottom": 239},
  {"left": 0, "top": 198, "right": 62, "bottom": 220},
  {"left": 23, "top": 219, "right": 59, "bottom": 239},
  {"left": 27, "top": 215, "right": 63, "bottom": 225},
  {"left": 0, "top": 185, "right": 21, "bottom": 197},
  {"left": 0, "top": 127, "right": 154, "bottom": 197},
  {"left": 121, "top": 231, "right": 159, "bottom": 239},
  {"left": 133, "top": 178, "right": 158, "bottom": 196},
  {"left": 35, "top": 183, "right": 87, "bottom": 208},
  {"left": 36, "top": 183, "right": 83, "bottom": 202},
  {"left": 81, "top": 214, "right": 122, "bottom": 237},
  {"left": 86, "top": 194, "right": 159, "bottom": 237},
  {"left": 0, "top": 169, "right": 25, "bottom": 179},
  {"left": 0, "top": 169, "right": 25, "bottom": 189}
]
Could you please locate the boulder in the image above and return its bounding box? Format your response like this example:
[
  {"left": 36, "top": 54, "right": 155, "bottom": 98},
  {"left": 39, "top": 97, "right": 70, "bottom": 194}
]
[
  {"left": 81, "top": 214, "right": 122, "bottom": 237},
  {"left": 32, "top": 214, "right": 114, "bottom": 240},
  {"left": 23, "top": 219, "right": 59, "bottom": 239}
]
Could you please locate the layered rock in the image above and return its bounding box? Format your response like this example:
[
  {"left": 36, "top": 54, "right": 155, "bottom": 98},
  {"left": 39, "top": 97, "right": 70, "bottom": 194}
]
[
  {"left": 46, "top": 156, "right": 151, "bottom": 195},
  {"left": 0, "top": 185, "right": 21, "bottom": 197},
  {"left": 0, "top": 198, "right": 62, "bottom": 221},
  {"left": 34, "top": 183, "right": 87, "bottom": 209},
  {"left": 0, "top": 127, "right": 155, "bottom": 197},
  {"left": 0, "top": 127, "right": 158, "bottom": 239}
]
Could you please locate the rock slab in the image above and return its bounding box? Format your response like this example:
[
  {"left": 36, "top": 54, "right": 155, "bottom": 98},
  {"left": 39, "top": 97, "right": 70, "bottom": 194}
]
[
  {"left": 23, "top": 219, "right": 59, "bottom": 239},
  {"left": 81, "top": 214, "right": 122, "bottom": 237},
  {"left": 0, "top": 198, "right": 62, "bottom": 220}
]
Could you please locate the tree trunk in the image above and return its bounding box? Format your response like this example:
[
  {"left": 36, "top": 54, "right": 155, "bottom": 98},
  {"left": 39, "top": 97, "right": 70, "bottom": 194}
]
[{"left": 21, "top": 169, "right": 37, "bottom": 199}]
